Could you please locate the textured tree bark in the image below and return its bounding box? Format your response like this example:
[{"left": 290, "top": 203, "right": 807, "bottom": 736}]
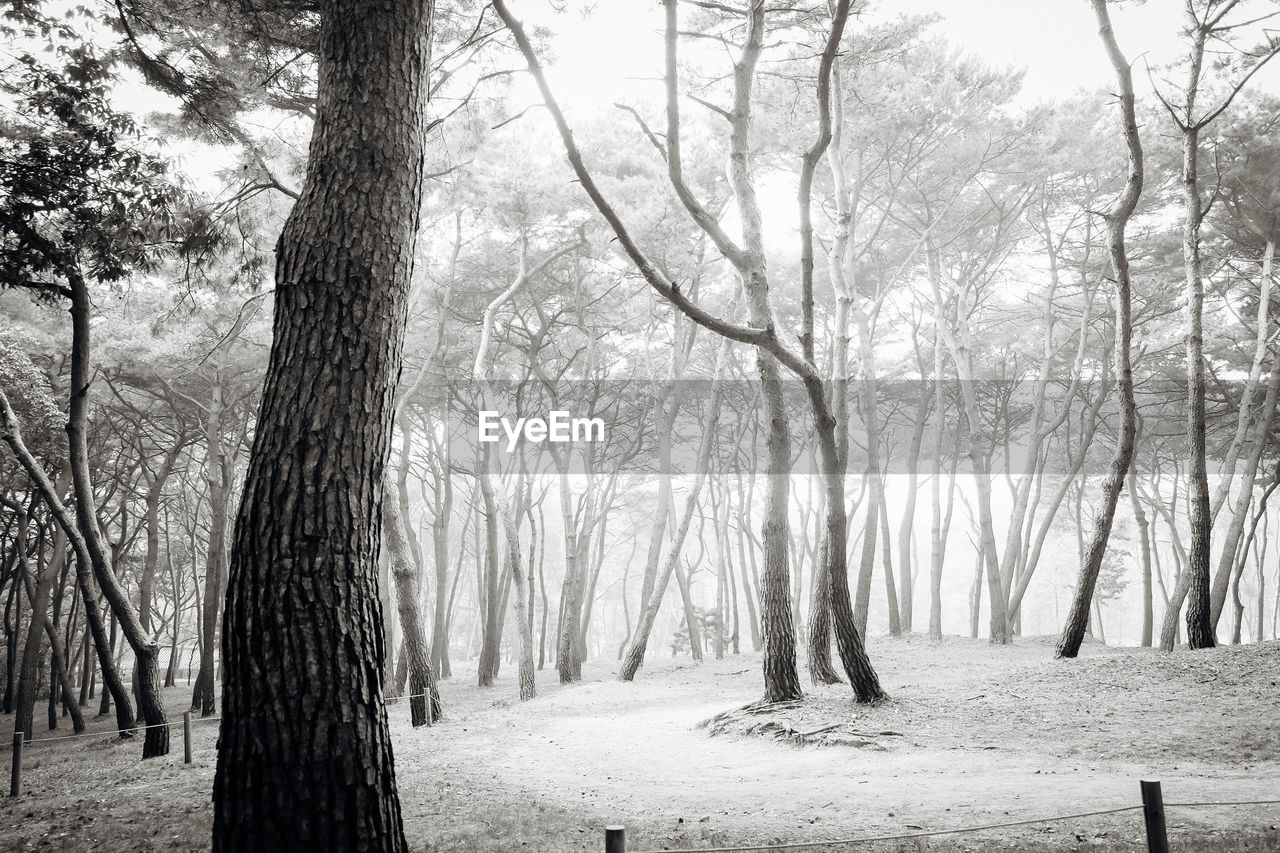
[
  {"left": 805, "top": 533, "right": 840, "bottom": 684},
  {"left": 212, "top": 0, "right": 431, "bottom": 845},
  {"left": 1056, "top": 0, "right": 1143, "bottom": 659},
  {"left": 757, "top": 367, "right": 803, "bottom": 703}
]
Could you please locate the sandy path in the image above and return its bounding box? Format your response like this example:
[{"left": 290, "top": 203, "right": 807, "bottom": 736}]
[{"left": 399, "top": 637, "right": 1280, "bottom": 851}]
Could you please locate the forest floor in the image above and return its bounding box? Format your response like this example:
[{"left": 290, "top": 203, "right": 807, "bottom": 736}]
[{"left": 0, "top": 636, "right": 1276, "bottom": 852}]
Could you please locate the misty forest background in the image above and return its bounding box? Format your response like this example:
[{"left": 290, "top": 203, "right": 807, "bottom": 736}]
[{"left": 2, "top": 0, "right": 1280, "bottom": 809}]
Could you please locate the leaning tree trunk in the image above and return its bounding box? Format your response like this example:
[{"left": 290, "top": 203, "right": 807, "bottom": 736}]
[
  {"left": 212, "top": 0, "right": 431, "bottom": 846},
  {"left": 499, "top": 497, "right": 537, "bottom": 700},
  {"left": 381, "top": 477, "right": 440, "bottom": 725},
  {"left": 1128, "top": 462, "right": 1154, "bottom": 647},
  {"left": 66, "top": 273, "right": 168, "bottom": 756},
  {"left": 804, "top": 376, "right": 887, "bottom": 703},
  {"left": 620, "top": 366, "right": 725, "bottom": 681},
  {"left": 14, "top": 509, "right": 55, "bottom": 742},
  {"left": 0, "top": 392, "right": 138, "bottom": 739},
  {"left": 1209, "top": 346, "right": 1280, "bottom": 628},
  {"left": 1057, "top": 0, "right": 1143, "bottom": 659}
]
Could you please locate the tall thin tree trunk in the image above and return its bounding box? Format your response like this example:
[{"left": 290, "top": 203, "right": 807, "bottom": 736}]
[
  {"left": 193, "top": 378, "right": 227, "bottom": 717},
  {"left": 381, "top": 477, "right": 440, "bottom": 725},
  {"left": 1057, "top": 0, "right": 1143, "bottom": 659},
  {"left": 620, "top": 380, "right": 724, "bottom": 680},
  {"left": 1129, "top": 462, "right": 1154, "bottom": 647}
]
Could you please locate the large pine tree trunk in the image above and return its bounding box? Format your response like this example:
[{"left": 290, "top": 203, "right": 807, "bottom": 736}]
[{"left": 212, "top": 0, "right": 431, "bottom": 845}]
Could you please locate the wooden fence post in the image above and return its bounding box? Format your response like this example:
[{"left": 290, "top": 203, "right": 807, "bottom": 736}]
[
  {"left": 10, "top": 732, "right": 22, "bottom": 797},
  {"left": 183, "top": 712, "right": 193, "bottom": 764},
  {"left": 1140, "top": 779, "right": 1169, "bottom": 853},
  {"left": 604, "top": 824, "right": 625, "bottom": 853}
]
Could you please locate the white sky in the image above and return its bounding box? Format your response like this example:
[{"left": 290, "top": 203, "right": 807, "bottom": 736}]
[
  {"left": 94, "top": 1, "right": 1278, "bottom": 201},
  {"left": 520, "top": 0, "right": 1280, "bottom": 109}
]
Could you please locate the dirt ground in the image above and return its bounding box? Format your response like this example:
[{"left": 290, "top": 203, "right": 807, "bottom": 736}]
[{"left": 0, "top": 636, "right": 1277, "bottom": 852}]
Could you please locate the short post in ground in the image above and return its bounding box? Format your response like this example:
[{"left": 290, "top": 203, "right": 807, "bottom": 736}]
[
  {"left": 1140, "top": 779, "right": 1169, "bottom": 853},
  {"left": 604, "top": 824, "right": 625, "bottom": 853},
  {"left": 10, "top": 732, "right": 22, "bottom": 797},
  {"left": 183, "top": 711, "right": 193, "bottom": 764}
]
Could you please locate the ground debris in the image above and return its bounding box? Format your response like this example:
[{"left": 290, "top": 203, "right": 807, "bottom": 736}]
[{"left": 696, "top": 700, "right": 902, "bottom": 748}]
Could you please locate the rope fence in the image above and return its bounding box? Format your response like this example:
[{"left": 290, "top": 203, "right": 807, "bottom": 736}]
[
  {"left": 1, "top": 686, "right": 436, "bottom": 748},
  {"left": 3, "top": 687, "right": 440, "bottom": 794},
  {"left": 603, "top": 785, "right": 1280, "bottom": 853}
]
